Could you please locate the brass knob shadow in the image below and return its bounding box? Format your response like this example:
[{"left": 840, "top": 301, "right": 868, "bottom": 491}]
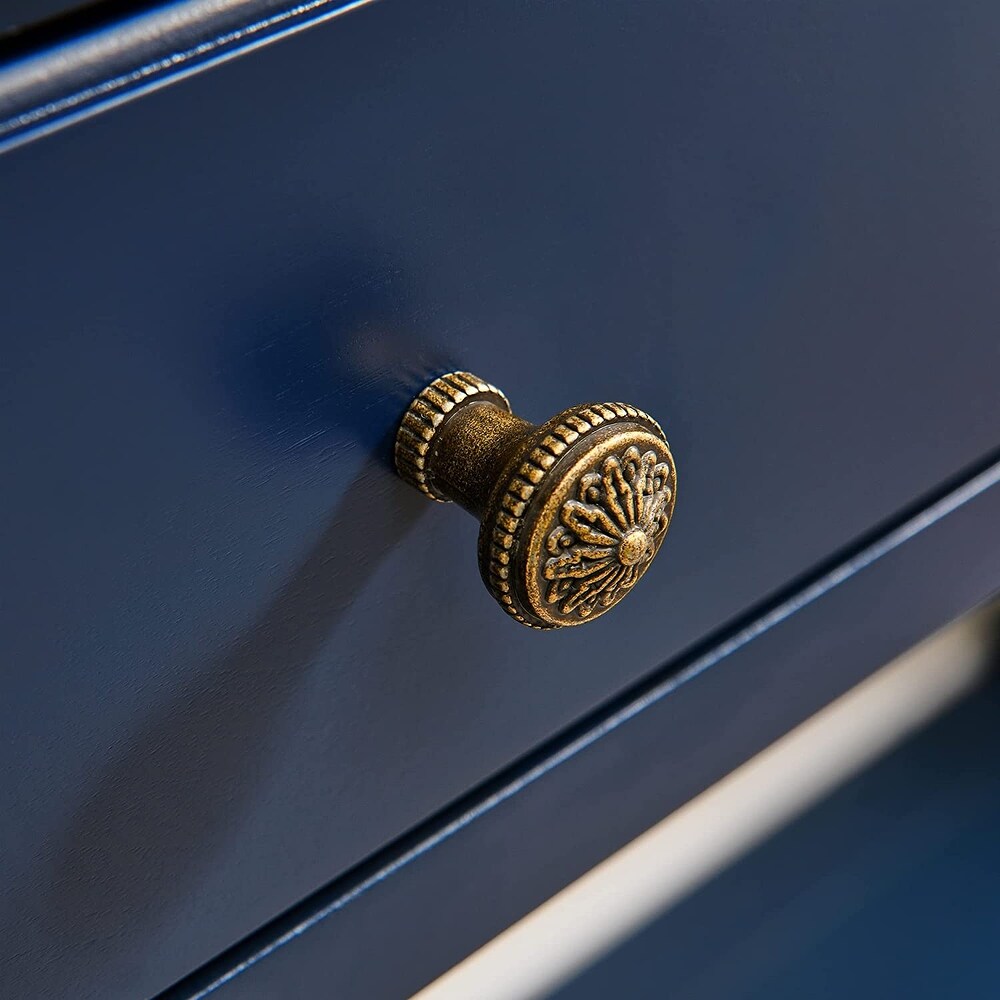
[{"left": 395, "top": 372, "right": 677, "bottom": 629}]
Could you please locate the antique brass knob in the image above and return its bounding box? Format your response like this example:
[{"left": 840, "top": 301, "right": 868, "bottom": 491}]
[{"left": 395, "top": 372, "right": 677, "bottom": 629}]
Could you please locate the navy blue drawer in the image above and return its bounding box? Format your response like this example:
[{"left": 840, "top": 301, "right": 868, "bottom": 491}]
[{"left": 2, "top": 1, "right": 1000, "bottom": 997}]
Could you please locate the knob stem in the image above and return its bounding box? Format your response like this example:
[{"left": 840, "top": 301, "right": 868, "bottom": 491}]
[{"left": 430, "top": 403, "right": 533, "bottom": 519}]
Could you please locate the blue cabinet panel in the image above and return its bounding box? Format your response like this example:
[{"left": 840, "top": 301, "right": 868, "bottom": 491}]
[
  {"left": 168, "top": 459, "right": 1000, "bottom": 1000},
  {"left": 553, "top": 680, "right": 1000, "bottom": 1000},
  {"left": 1, "top": 1, "right": 999, "bottom": 997}
]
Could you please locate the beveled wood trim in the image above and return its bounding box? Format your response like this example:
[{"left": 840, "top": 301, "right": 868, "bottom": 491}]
[
  {"left": 158, "top": 446, "right": 1000, "bottom": 999},
  {"left": 0, "top": 0, "right": 377, "bottom": 153}
]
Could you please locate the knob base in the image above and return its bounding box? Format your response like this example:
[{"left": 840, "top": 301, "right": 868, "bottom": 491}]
[{"left": 394, "top": 372, "right": 511, "bottom": 503}]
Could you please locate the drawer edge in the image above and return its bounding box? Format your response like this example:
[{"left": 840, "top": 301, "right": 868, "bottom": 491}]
[{"left": 158, "top": 445, "right": 1000, "bottom": 999}]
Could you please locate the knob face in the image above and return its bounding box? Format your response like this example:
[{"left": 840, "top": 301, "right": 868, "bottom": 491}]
[
  {"left": 481, "top": 404, "right": 675, "bottom": 628},
  {"left": 395, "top": 373, "right": 676, "bottom": 629}
]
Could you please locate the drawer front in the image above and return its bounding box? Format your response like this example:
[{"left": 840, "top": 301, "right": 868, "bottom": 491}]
[{"left": 3, "top": 1, "right": 1000, "bottom": 997}]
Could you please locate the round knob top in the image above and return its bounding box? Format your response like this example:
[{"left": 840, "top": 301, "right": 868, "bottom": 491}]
[{"left": 395, "top": 372, "right": 677, "bottom": 629}]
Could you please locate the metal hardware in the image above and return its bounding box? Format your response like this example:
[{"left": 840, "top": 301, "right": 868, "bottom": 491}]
[{"left": 395, "top": 372, "right": 677, "bottom": 629}]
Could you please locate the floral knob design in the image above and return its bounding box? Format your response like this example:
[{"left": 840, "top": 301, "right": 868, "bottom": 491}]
[
  {"left": 544, "top": 447, "right": 674, "bottom": 619},
  {"left": 396, "top": 372, "right": 677, "bottom": 629}
]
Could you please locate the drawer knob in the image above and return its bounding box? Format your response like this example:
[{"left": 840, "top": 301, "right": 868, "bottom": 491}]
[{"left": 395, "top": 372, "right": 677, "bottom": 629}]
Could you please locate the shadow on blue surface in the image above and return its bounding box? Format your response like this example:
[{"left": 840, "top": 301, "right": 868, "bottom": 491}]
[{"left": 553, "top": 676, "right": 1000, "bottom": 1000}]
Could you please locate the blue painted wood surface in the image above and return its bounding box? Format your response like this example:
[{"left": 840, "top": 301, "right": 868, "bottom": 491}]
[
  {"left": 554, "top": 677, "right": 1000, "bottom": 1000},
  {"left": 166, "top": 456, "right": 1000, "bottom": 1000},
  {"left": 1, "top": 0, "right": 93, "bottom": 33},
  {"left": 1, "top": 1, "right": 999, "bottom": 996}
]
